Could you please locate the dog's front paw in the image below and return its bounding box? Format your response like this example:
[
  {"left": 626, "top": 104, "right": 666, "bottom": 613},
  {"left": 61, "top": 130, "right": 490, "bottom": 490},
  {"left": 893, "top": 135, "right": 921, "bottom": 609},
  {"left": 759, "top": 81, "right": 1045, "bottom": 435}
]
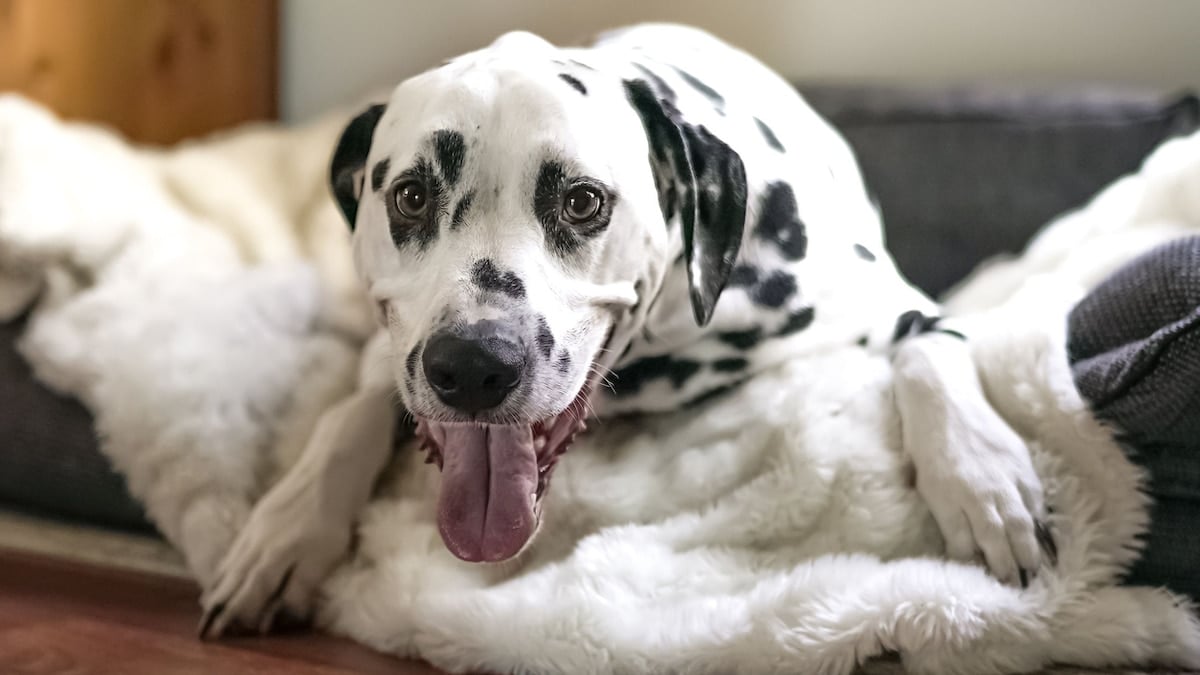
[
  {"left": 912, "top": 400, "right": 1055, "bottom": 587},
  {"left": 198, "top": 479, "right": 352, "bottom": 639},
  {"left": 894, "top": 333, "right": 1057, "bottom": 587}
]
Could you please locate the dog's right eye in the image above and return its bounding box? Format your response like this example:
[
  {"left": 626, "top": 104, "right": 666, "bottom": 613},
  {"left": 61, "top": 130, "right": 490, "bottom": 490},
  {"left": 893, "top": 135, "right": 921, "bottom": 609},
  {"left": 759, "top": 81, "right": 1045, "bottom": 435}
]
[
  {"left": 392, "top": 180, "right": 428, "bottom": 218},
  {"left": 563, "top": 185, "right": 603, "bottom": 224}
]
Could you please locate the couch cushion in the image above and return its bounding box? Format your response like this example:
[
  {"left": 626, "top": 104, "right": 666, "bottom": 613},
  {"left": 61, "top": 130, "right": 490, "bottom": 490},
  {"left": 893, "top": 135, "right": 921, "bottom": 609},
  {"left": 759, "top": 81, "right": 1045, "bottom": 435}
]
[{"left": 801, "top": 85, "right": 1200, "bottom": 297}]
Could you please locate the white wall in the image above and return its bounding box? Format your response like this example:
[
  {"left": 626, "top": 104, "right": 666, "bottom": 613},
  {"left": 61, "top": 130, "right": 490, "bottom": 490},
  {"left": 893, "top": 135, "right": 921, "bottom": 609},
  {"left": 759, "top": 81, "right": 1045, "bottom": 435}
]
[{"left": 281, "top": 0, "right": 1200, "bottom": 122}]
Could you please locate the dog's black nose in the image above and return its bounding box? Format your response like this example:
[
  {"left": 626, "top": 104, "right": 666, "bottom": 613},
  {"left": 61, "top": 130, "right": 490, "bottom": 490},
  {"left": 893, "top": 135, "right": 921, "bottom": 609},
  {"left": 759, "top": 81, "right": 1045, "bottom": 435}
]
[{"left": 422, "top": 332, "right": 524, "bottom": 413}]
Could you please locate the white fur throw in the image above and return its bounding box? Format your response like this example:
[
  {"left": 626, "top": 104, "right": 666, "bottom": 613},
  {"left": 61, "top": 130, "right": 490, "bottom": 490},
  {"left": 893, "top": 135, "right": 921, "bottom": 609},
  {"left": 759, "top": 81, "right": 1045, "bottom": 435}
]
[{"left": 2, "top": 94, "right": 1199, "bottom": 673}]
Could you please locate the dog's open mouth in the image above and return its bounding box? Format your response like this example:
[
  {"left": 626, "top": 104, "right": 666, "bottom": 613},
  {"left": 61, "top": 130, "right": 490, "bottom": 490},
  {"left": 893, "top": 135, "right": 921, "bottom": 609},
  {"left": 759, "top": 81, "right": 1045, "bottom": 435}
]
[{"left": 414, "top": 385, "right": 591, "bottom": 563}]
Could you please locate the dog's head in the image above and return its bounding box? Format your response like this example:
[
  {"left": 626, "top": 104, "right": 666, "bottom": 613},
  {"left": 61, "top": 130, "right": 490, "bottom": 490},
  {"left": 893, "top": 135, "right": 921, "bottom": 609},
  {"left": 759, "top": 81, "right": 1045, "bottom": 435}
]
[{"left": 330, "top": 32, "right": 747, "bottom": 562}]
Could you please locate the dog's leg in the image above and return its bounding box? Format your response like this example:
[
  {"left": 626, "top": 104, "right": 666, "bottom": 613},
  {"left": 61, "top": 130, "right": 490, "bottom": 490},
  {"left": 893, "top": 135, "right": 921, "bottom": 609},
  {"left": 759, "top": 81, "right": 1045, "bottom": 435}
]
[
  {"left": 892, "top": 330, "right": 1050, "bottom": 587},
  {"left": 199, "top": 382, "right": 400, "bottom": 638}
]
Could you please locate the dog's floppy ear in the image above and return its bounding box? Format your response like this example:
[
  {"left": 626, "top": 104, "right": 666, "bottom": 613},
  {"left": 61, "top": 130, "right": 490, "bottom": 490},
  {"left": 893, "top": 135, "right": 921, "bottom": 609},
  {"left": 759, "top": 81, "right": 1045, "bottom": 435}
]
[
  {"left": 623, "top": 78, "right": 747, "bottom": 327},
  {"left": 330, "top": 104, "right": 387, "bottom": 230}
]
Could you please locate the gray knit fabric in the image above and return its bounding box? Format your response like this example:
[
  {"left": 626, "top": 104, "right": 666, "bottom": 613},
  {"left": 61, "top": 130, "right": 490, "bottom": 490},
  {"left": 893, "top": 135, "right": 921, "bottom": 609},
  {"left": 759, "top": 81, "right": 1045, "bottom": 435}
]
[
  {"left": 1068, "top": 236, "right": 1200, "bottom": 453},
  {"left": 1067, "top": 236, "right": 1200, "bottom": 599}
]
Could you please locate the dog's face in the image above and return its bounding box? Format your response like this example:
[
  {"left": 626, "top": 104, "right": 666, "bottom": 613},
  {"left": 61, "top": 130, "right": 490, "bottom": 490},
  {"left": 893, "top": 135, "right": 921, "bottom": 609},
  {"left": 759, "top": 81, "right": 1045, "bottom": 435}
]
[{"left": 330, "top": 33, "right": 747, "bottom": 563}]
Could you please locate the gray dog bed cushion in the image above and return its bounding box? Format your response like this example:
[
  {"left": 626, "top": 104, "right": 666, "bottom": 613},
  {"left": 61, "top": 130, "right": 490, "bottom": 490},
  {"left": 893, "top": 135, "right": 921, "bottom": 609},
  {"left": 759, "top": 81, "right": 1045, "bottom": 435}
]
[
  {"left": 0, "top": 83, "right": 1197, "bottom": 543},
  {"left": 0, "top": 309, "right": 152, "bottom": 531},
  {"left": 801, "top": 84, "right": 1200, "bottom": 296}
]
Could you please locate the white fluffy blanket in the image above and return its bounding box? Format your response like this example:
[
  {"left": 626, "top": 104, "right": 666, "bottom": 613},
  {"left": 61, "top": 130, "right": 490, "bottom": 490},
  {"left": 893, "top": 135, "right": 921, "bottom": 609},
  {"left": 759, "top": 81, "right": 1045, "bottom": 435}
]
[{"left": 3, "top": 94, "right": 1199, "bottom": 674}]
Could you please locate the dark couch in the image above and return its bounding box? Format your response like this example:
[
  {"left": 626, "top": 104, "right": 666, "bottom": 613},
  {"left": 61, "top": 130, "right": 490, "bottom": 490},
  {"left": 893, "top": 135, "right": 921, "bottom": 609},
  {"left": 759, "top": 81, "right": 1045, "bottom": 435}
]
[{"left": 2, "top": 84, "right": 1197, "bottom": 590}]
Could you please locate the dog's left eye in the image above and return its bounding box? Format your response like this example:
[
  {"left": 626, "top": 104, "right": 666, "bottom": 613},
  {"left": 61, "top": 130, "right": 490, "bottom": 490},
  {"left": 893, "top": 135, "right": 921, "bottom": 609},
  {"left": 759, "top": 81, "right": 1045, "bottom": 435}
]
[{"left": 563, "top": 185, "right": 602, "bottom": 224}]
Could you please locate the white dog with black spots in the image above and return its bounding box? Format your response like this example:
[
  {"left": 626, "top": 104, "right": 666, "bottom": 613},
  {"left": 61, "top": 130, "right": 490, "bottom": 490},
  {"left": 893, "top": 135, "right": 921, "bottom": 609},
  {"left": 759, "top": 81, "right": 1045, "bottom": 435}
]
[{"left": 201, "top": 24, "right": 1050, "bottom": 636}]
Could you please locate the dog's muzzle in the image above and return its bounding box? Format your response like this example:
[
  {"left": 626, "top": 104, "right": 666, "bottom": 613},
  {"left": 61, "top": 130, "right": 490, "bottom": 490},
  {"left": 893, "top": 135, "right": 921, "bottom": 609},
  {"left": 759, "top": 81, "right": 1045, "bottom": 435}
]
[{"left": 413, "top": 323, "right": 598, "bottom": 563}]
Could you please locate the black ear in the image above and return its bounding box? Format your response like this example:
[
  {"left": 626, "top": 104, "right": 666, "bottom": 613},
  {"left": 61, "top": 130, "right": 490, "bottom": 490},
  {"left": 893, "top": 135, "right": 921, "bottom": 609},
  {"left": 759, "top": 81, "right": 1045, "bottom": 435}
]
[
  {"left": 623, "top": 78, "right": 747, "bottom": 327},
  {"left": 330, "top": 104, "right": 387, "bottom": 229}
]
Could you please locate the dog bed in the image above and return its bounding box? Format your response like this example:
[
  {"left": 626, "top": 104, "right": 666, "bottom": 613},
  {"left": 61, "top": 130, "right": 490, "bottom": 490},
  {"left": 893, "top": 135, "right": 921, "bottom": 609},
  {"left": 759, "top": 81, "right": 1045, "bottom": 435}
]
[{"left": 2, "top": 93, "right": 1199, "bottom": 673}]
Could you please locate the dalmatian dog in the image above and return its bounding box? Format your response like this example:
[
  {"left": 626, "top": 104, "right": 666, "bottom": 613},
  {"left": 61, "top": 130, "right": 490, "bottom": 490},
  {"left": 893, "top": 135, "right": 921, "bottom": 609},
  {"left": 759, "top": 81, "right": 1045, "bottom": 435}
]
[{"left": 200, "top": 24, "right": 1048, "bottom": 636}]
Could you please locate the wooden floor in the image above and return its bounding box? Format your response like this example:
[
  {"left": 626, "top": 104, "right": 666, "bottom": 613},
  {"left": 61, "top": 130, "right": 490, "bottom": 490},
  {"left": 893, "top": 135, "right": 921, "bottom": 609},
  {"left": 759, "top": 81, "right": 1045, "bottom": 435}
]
[
  {"left": 0, "top": 547, "right": 1178, "bottom": 675},
  {"left": 0, "top": 549, "right": 444, "bottom": 674}
]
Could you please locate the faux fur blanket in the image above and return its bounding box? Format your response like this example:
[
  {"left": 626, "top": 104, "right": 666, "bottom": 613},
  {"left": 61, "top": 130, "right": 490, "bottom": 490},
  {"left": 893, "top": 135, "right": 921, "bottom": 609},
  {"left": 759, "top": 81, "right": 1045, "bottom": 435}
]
[{"left": 2, "top": 93, "right": 1199, "bottom": 674}]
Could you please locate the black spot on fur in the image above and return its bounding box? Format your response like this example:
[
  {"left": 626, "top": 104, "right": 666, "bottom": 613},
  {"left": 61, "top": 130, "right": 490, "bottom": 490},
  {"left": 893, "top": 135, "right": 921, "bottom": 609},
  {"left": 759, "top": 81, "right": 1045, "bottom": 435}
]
[
  {"left": 671, "top": 66, "right": 724, "bottom": 108},
  {"left": 854, "top": 244, "right": 877, "bottom": 261},
  {"left": 451, "top": 191, "right": 474, "bottom": 230},
  {"left": 535, "top": 315, "right": 555, "bottom": 359},
  {"left": 891, "top": 310, "right": 964, "bottom": 343},
  {"left": 727, "top": 264, "right": 759, "bottom": 288},
  {"left": 893, "top": 310, "right": 935, "bottom": 342},
  {"left": 712, "top": 357, "right": 748, "bottom": 373},
  {"left": 386, "top": 158, "right": 441, "bottom": 250},
  {"left": 433, "top": 130, "right": 465, "bottom": 187},
  {"left": 776, "top": 306, "right": 816, "bottom": 337},
  {"left": 370, "top": 158, "right": 390, "bottom": 192},
  {"left": 471, "top": 259, "right": 525, "bottom": 299},
  {"left": 610, "top": 354, "right": 702, "bottom": 397},
  {"left": 754, "top": 117, "right": 784, "bottom": 152},
  {"left": 558, "top": 73, "right": 587, "bottom": 95},
  {"left": 569, "top": 59, "right": 596, "bottom": 71},
  {"left": 755, "top": 182, "right": 807, "bottom": 261},
  {"left": 751, "top": 271, "right": 797, "bottom": 309},
  {"left": 717, "top": 327, "right": 763, "bottom": 350},
  {"left": 555, "top": 349, "right": 571, "bottom": 374},
  {"left": 683, "top": 379, "right": 748, "bottom": 409},
  {"left": 856, "top": 334, "right": 869, "bottom": 347},
  {"left": 534, "top": 160, "right": 569, "bottom": 252}
]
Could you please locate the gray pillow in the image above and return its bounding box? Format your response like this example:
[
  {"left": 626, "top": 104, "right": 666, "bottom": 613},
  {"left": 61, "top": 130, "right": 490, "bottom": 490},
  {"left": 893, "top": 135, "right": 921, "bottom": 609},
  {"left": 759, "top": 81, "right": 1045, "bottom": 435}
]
[{"left": 801, "top": 85, "right": 1200, "bottom": 297}]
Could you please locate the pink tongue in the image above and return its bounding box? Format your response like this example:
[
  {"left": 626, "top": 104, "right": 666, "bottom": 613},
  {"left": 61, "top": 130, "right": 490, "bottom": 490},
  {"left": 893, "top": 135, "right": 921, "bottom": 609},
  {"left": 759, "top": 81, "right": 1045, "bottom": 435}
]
[{"left": 435, "top": 424, "right": 539, "bottom": 562}]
